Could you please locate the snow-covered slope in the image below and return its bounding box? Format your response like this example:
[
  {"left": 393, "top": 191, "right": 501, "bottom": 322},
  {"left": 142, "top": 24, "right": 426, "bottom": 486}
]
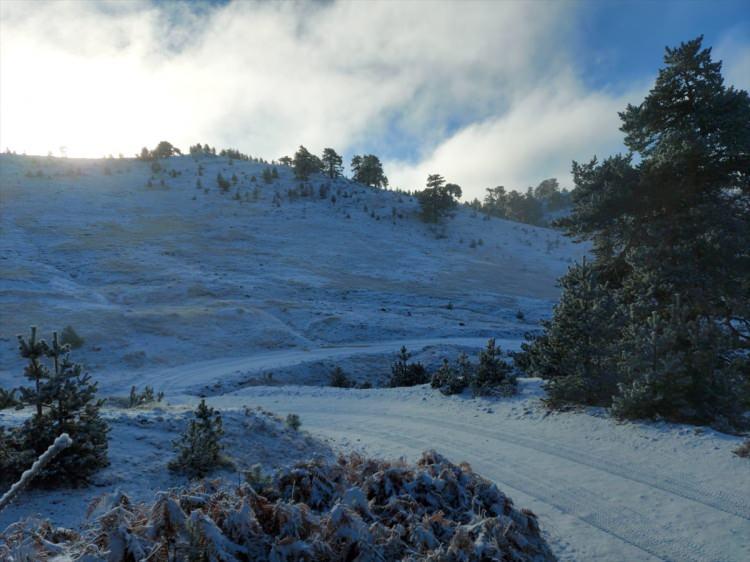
[
  {"left": 0, "top": 153, "right": 582, "bottom": 379},
  {"left": 2, "top": 154, "right": 747, "bottom": 561}
]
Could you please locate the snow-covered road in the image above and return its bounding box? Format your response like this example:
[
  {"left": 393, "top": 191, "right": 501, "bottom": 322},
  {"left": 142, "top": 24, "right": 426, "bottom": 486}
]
[
  {"left": 104, "top": 336, "right": 518, "bottom": 395},
  {"left": 204, "top": 383, "right": 749, "bottom": 562},
  {"left": 111, "top": 338, "right": 750, "bottom": 562}
]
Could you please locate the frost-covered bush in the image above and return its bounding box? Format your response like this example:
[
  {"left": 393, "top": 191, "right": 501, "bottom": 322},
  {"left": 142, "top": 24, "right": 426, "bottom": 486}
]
[
  {"left": 388, "top": 346, "right": 429, "bottom": 387},
  {"left": 169, "top": 399, "right": 225, "bottom": 478},
  {"left": 0, "top": 451, "right": 555, "bottom": 561}
]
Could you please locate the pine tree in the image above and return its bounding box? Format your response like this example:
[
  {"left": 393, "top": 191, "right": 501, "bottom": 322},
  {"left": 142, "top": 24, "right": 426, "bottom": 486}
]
[
  {"left": 321, "top": 148, "right": 343, "bottom": 179},
  {"left": 351, "top": 154, "right": 388, "bottom": 188},
  {"left": 216, "top": 172, "right": 230, "bottom": 191},
  {"left": 262, "top": 167, "right": 273, "bottom": 183},
  {"left": 169, "top": 399, "right": 224, "bottom": 478},
  {"left": 520, "top": 37, "right": 750, "bottom": 428},
  {"left": 329, "top": 366, "right": 352, "bottom": 388},
  {"left": 293, "top": 146, "right": 323, "bottom": 180},
  {"left": 388, "top": 346, "right": 428, "bottom": 387},
  {"left": 417, "top": 174, "right": 462, "bottom": 223},
  {"left": 4, "top": 328, "right": 109, "bottom": 486},
  {"left": 17, "top": 326, "right": 50, "bottom": 420},
  {"left": 153, "top": 141, "right": 181, "bottom": 159},
  {"left": 431, "top": 353, "right": 472, "bottom": 395},
  {"left": 472, "top": 339, "right": 516, "bottom": 396},
  {"left": 350, "top": 155, "right": 362, "bottom": 178},
  {"left": 518, "top": 259, "right": 623, "bottom": 407}
]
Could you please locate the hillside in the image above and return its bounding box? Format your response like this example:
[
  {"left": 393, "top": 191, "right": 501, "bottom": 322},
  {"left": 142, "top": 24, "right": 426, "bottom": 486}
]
[
  {"left": 0, "top": 153, "right": 581, "bottom": 383},
  {"left": 2, "top": 154, "right": 748, "bottom": 562}
]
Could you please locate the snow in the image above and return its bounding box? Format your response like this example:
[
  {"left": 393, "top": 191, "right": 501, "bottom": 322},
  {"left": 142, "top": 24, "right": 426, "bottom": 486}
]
[{"left": 1, "top": 154, "right": 748, "bottom": 561}]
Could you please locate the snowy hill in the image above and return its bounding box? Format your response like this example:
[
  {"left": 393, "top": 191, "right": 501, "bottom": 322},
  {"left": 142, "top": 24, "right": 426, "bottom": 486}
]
[
  {"left": 2, "top": 154, "right": 748, "bottom": 561},
  {"left": 0, "top": 153, "right": 582, "bottom": 384}
]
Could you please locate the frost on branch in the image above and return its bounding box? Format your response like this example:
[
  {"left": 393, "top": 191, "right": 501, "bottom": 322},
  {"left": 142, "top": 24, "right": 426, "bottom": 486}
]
[{"left": 0, "top": 451, "right": 555, "bottom": 561}]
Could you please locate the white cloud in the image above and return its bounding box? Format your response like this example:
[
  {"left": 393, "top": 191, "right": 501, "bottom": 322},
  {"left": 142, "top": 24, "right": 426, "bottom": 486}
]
[
  {"left": 715, "top": 28, "right": 750, "bottom": 91},
  {"left": 387, "top": 81, "right": 638, "bottom": 200},
  {"left": 4, "top": 0, "right": 732, "bottom": 201},
  {"left": 0, "top": 0, "right": 573, "bottom": 162}
]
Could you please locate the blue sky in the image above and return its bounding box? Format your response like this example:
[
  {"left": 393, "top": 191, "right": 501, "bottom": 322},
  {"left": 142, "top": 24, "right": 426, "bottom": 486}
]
[
  {"left": 1, "top": 0, "right": 748, "bottom": 200},
  {"left": 576, "top": 1, "right": 748, "bottom": 90}
]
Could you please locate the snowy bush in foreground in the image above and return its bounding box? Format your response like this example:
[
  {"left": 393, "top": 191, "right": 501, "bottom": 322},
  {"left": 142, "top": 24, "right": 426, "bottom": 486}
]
[{"left": 0, "top": 451, "right": 555, "bottom": 561}]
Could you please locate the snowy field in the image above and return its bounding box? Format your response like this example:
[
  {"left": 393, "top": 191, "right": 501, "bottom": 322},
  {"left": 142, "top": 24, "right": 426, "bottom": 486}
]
[{"left": 1, "top": 154, "right": 748, "bottom": 561}]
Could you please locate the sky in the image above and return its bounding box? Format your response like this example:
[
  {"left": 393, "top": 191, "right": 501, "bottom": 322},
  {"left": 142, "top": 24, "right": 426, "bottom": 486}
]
[{"left": 1, "top": 0, "right": 748, "bottom": 200}]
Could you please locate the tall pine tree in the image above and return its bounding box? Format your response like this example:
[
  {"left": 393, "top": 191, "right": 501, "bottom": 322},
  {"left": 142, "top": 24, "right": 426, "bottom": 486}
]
[{"left": 521, "top": 37, "right": 750, "bottom": 428}]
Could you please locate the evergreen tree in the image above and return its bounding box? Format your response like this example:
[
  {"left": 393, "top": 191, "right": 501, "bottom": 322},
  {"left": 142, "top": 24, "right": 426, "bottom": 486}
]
[
  {"left": 4, "top": 328, "right": 109, "bottom": 486},
  {"left": 329, "top": 366, "right": 353, "bottom": 388},
  {"left": 388, "top": 346, "right": 428, "bottom": 387},
  {"left": 431, "top": 353, "right": 472, "bottom": 395},
  {"left": 483, "top": 186, "right": 508, "bottom": 218},
  {"left": 169, "top": 399, "right": 224, "bottom": 478},
  {"left": 17, "top": 326, "right": 51, "bottom": 419},
  {"left": 518, "top": 260, "right": 623, "bottom": 407},
  {"left": 351, "top": 154, "right": 388, "bottom": 188},
  {"left": 216, "top": 172, "right": 230, "bottom": 191},
  {"left": 350, "top": 155, "right": 362, "bottom": 178},
  {"left": 520, "top": 37, "right": 750, "bottom": 428},
  {"left": 417, "top": 174, "right": 462, "bottom": 223},
  {"left": 321, "top": 148, "right": 343, "bottom": 179},
  {"left": 472, "top": 339, "right": 516, "bottom": 396},
  {"left": 262, "top": 167, "right": 274, "bottom": 183},
  {"left": 293, "top": 145, "right": 323, "bottom": 180},
  {"left": 153, "top": 141, "right": 181, "bottom": 159}
]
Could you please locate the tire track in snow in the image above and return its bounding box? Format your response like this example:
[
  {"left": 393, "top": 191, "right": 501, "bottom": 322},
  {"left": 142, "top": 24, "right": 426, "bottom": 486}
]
[
  {"left": 395, "top": 413, "right": 750, "bottom": 522},
  {"left": 328, "top": 417, "right": 706, "bottom": 562}
]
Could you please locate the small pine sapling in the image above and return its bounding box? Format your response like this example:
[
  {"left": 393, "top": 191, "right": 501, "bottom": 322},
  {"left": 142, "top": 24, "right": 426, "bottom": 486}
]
[
  {"left": 388, "top": 346, "right": 429, "bottom": 387},
  {"left": 471, "top": 338, "right": 517, "bottom": 396},
  {"left": 285, "top": 414, "right": 301, "bottom": 431},
  {"left": 60, "top": 325, "right": 84, "bottom": 349},
  {"left": 169, "top": 399, "right": 225, "bottom": 478},
  {"left": 329, "top": 366, "right": 353, "bottom": 388},
  {"left": 431, "top": 352, "right": 472, "bottom": 395}
]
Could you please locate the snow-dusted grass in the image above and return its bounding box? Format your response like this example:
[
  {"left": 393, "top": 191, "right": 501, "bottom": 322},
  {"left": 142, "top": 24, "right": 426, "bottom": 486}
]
[
  {"left": 2, "top": 155, "right": 748, "bottom": 561},
  {"left": 0, "top": 404, "right": 333, "bottom": 530},
  {"left": 0, "top": 154, "right": 578, "bottom": 381}
]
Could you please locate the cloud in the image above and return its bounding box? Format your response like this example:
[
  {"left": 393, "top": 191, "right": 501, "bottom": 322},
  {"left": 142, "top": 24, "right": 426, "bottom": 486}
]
[
  {"left": 387, "top": 81, "right": 640, "bottom": 200},
  {"left": 3, "top": 1, "right": 739, "bottom": 200},
  {"left": 0, "top": 0, "right": 574, "bottom": 162},
  {"left": 715, "top": 27, "right": 750, "bottom": 91}
]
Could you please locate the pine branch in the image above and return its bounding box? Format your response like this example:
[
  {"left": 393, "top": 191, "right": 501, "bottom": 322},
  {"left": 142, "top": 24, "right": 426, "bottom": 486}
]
[{"left": 0, "top": 433, "right": 73, "bottom": 511}]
